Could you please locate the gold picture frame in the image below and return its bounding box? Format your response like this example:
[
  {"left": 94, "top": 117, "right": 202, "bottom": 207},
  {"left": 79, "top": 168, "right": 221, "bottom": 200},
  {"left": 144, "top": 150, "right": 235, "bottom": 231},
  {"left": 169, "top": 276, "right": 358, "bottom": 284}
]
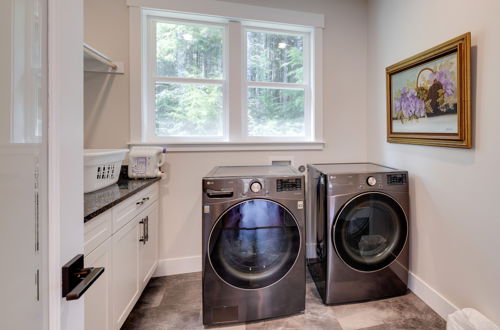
[{"left": 386, "top": 32, "right": 471, "bottom": 148}]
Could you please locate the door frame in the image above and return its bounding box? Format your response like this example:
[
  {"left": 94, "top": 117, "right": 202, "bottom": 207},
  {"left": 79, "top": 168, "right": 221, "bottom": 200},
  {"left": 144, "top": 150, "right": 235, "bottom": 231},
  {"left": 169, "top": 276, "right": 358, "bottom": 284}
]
[{"left": 47, "top": 0, "right": 84, "bottom": 329}]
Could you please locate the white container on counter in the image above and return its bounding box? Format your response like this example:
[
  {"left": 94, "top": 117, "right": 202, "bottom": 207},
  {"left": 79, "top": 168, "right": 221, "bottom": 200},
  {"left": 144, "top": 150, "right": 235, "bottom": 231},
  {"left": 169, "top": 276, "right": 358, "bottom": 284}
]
[
  {"left": 84, "top": 149, "right": 128, "bottom": 193},
  {"left": 128, "top": 146, "right": 166, "bottom": 179}
]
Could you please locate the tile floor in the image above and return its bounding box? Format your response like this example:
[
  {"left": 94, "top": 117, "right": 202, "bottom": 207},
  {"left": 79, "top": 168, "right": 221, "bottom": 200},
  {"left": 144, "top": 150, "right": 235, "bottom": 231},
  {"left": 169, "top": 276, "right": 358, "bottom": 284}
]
[{"left": 122, "top": 271, "right": 446, "bottom": 330}]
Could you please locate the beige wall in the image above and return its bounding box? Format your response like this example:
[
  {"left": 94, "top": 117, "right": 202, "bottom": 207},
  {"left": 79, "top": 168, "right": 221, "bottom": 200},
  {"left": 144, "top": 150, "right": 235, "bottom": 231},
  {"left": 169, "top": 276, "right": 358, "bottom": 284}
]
[
  {"left": 367, "top": 0, "right": 500, "bottom": 323},
  {"left": 84, "top": 0, "right": 369, "bottom": 269},
  {"left": 84, "top": 0, "right": 130, "bottom": 149}
]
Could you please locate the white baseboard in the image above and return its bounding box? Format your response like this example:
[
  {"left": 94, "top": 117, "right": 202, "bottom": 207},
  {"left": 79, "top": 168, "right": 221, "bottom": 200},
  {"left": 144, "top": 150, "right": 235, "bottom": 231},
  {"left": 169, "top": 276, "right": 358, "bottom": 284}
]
[
  {"left": 408, "top": 271, "right": 459, "bottom": 320},
  {"left": 153, "top": 255, "right": 202, "bottom": 277}
]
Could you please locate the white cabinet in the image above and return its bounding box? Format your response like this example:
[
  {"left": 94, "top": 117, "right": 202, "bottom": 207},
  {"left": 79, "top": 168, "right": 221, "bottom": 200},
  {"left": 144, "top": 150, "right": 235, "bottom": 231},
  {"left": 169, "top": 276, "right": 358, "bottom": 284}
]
[
  {"left": 84, "top": 182, "right": 159, "bottom": 330},
  {"left": 139, "top": 200, "right": 159, "bottom": 289},
  {"left": 84, "top": 239, "right": 112, "bottom": 330}
]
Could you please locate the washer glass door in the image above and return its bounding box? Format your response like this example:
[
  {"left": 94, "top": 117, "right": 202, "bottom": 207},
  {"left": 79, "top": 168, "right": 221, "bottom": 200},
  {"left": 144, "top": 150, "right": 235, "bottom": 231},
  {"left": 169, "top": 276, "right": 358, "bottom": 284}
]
[
  {"left": 209, "top": 199, "right": 300, "bottom": 289},
  {"left": 333, "top": 192, "right": 407, "bottom": 272}
]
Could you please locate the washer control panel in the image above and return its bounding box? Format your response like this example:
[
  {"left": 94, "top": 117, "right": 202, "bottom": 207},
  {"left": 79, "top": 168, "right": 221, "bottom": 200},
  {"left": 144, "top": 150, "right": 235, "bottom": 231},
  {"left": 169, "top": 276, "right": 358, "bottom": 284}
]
[
  {"left": 276, "top": 178, "right": 302, "bottom": 192},
  {"left": 387, "top": 173, "right": 407, "bottom": 185}
]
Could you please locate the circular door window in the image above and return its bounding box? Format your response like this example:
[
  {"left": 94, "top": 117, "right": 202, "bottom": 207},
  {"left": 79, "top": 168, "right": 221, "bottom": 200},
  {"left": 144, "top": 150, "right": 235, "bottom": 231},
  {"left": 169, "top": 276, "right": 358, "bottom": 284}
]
[
  {"left": 333, "top": 193, "right": 408, "bottom": 272},
  {"left": 208, "top": 199, "right": 300, "bottom": 289}
]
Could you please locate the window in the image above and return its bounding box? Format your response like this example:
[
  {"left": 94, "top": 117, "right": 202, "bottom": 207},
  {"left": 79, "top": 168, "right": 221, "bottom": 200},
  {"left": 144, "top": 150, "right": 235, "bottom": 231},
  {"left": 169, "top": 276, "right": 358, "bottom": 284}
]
[
  {"left": 245, "top": 29, "right": 310, "bottom": 138},
  {"left": 151, "top": 19, "right": 226, "bottom": 139},
  {"left": 139, "top": 8, "right": 322, "bottom": 147}
]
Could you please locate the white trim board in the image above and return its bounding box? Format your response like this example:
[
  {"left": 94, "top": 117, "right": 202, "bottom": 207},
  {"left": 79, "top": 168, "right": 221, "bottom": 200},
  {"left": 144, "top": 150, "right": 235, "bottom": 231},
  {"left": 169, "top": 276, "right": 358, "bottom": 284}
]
[
  {"left": 153, "top": 256, "right": 202, "bottom": 277},
  {"left": 128, "top": 141, "right": 325, "bottom": 152},
  {"left": 126, "top": 0, "right": 325, "bottom": 28},
  {"left": 408, "top": 271, "right": 459, "bottom": 320}
]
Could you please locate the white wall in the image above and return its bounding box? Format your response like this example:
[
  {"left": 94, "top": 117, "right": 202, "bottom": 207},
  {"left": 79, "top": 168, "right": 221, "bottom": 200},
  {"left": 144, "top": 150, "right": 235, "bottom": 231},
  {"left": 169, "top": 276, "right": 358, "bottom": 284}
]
[
  {"left": 367, "top": 0, "right": 500, "bottom": 324},
  {"left": 84, "top": 0, "right": 369, "bottom": 274}
]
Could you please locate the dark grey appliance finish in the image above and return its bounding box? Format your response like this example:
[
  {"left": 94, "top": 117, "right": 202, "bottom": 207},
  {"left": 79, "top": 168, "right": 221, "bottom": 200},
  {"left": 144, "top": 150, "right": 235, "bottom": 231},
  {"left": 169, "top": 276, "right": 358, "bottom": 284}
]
[
  {"left": 202, "top": 166, "right": 305, "bottom": 326},
  {"left": 307, "top": 163, "right": 409, "bottom": 305}
]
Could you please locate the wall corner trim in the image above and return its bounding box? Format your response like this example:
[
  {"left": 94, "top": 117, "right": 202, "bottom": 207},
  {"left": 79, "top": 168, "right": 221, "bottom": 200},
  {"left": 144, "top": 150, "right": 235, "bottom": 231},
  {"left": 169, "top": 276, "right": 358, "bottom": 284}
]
[
  {"left": 153, "top": 256, "right": 202, "bottom": 277},
  {"left": 408, "top": 271, "right": 459, "bottom": 320}
]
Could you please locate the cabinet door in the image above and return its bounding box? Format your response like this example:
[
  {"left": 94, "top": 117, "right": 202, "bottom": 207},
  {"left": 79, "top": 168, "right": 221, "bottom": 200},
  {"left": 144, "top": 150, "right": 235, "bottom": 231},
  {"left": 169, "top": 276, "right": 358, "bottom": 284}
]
[
  {"left": 139, "top": 201, "right": 159, "bottom": 289},
  {"left": 84, "top": 240, "right": 112, "bottom": 330},
  {"left": 111, "top": 218, "right": 140, "bottom": 329}
]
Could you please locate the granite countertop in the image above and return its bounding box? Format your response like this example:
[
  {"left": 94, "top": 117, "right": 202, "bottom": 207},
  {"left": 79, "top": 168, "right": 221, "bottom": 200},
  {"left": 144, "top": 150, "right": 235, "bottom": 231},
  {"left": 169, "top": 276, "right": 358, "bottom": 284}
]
[{"left": 84, "top": 177, "right": 161, "bottom": 223}]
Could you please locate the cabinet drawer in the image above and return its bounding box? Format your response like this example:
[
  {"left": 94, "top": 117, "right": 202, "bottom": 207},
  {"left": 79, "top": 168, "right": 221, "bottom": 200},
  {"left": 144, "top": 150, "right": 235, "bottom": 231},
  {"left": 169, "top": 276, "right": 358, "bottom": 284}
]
[
  {"left": 112, "top": 182, "right": 159, "bottom": 234},
  {"left": 84, "top": 210, "right": 112, "bottom": 255}
]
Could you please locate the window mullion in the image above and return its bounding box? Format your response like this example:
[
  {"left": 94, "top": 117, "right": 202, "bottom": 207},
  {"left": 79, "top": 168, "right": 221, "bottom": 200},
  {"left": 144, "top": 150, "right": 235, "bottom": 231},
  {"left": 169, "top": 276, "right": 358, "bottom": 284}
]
[
  {"left": 247, "top": 81, "right": 307, "bottom": 90},
  {"left": 227, "top": 21, "right": 243, "bottom": 142},
  {"left": 154, "top": 76, "right": 225, "bottom": 85}
]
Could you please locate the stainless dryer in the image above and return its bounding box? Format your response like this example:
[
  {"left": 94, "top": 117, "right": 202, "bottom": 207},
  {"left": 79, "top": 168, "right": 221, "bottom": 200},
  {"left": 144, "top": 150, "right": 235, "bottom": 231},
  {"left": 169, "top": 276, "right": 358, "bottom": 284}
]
[
  {"left": 202, "top": 165, "right": 305, "bottom": 326},
  {"left": 307, "top": 163, "right": 409, "bottom": 305}
]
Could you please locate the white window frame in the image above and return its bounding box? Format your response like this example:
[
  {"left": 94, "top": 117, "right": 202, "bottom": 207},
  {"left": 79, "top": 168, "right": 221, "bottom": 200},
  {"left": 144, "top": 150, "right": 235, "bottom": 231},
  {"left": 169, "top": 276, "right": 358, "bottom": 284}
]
[
  {"left": 128, "top": 0, "right": 324, "bottom": 151},
  {"left": 146, "top": 16, "right": 229, "bottom": 143}
]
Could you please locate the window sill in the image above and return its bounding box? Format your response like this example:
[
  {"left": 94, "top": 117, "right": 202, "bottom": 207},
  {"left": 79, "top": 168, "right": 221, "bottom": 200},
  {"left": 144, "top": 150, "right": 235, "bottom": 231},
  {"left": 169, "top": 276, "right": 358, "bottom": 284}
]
[{"left": 128, "top": 141, "right": 325, "bottom": 152}]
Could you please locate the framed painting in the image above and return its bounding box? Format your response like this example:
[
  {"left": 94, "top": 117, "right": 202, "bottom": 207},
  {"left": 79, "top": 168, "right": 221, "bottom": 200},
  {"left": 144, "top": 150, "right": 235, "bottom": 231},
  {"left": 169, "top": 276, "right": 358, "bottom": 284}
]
[{"left": 386, "top": 32, "right": 471, "bottom": 148}]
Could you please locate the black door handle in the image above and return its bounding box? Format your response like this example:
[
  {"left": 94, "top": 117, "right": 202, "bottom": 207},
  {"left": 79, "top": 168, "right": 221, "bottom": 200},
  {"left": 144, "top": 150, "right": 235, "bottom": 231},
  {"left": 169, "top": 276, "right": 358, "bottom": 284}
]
[
  {"left": 65, "top": 267, "right": 105, "bottom": 301},
  {"left": 62, "top": 254, "right": 105, "bottom": 301}
]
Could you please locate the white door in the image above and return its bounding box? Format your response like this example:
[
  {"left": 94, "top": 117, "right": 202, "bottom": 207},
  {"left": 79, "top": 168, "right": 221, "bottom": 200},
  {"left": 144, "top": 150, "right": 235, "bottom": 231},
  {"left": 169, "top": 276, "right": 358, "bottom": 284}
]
[
  {"left": 0, "top": 0, "right": 85, "bottom": 329},
  {"left": 0, "top": 0, "right": 50, "bottom": 328}
]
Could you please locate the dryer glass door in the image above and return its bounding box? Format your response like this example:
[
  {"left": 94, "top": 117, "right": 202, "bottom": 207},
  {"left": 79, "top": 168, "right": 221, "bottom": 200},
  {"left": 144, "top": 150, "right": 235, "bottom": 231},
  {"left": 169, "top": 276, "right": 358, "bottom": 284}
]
[
  {"left": 333, "top": 192, "right": 407, "bottom": 272},
  {"left": 209, "top": 199, "right": 300, "bottom": 289}
]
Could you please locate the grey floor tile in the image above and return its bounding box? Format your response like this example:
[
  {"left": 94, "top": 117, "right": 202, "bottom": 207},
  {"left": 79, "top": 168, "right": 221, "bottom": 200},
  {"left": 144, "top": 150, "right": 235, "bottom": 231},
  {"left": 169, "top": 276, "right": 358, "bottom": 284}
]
[
  {"left": 330, "top": 293, "right": 446, "bottom": 330},
  {"left": 121, "top": 271, "right": 446, "bottom": 330}
]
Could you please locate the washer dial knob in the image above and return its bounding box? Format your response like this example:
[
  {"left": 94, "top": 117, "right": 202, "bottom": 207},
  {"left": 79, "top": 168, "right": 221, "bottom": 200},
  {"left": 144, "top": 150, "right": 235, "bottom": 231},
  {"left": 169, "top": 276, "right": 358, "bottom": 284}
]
[
  {"left": 250, "top": 181, "right": 262, "bottom": 193},
  {"left": 367, "top": 176, "right": 377, "bottom": 186}
]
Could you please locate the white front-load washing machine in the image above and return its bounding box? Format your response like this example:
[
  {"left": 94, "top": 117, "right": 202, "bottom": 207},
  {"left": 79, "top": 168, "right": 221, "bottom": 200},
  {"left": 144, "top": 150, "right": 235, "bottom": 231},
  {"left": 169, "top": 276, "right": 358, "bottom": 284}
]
[
  {"left": 307, "top": 163, "right": 410, "bottom": 305},
  {"left": 202, "top": 165, "right": 305, "bottom": 326}
]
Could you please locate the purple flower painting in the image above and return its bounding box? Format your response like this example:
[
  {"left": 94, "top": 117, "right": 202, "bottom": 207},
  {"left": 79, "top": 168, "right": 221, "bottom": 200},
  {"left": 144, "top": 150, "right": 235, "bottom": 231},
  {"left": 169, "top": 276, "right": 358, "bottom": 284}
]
[
  {"left": 386, "top": 32, "right": 471, "bottom": 148},
  {"left": 390, "top": 52, "right": 458, "bottom": 126},
  {"left": 394, "top": 87, "right": 426, "bottom": 119}
]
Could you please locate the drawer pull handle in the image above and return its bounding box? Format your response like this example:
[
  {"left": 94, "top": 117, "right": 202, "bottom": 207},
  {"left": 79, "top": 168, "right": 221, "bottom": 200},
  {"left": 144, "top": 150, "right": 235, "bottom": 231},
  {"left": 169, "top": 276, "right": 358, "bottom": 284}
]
[
  {"left": 136, "top": 201, "right": 144, "bottom": 206},
  {"left": 143, "top": 197, "right": 150, "bottom": 201},
  {"left": 139, "top": 218, "right": 147, "bottom": 244}
]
